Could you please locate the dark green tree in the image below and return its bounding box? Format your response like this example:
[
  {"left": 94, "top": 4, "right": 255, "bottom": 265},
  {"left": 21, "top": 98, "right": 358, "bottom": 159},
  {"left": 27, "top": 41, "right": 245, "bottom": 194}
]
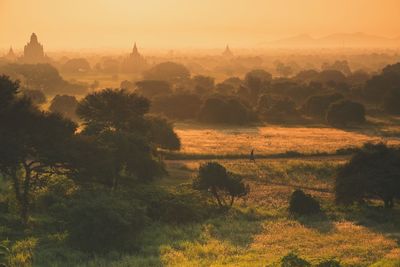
[{"left": 193, "top": 162, "right": 249, "bottom": 209}]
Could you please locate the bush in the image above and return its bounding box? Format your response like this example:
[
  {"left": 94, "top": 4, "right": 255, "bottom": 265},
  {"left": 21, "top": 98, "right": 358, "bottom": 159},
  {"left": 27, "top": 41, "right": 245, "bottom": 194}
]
[
  {"left": 289, "top": 189, "right": 321, "bottom": 215},
  {"left": 326, "top": 100, "right": 365, "bottom": 126},
  {"left": 67, "top": 193, "right": 147, "bottom": 253},
  {"left": 280, "top": 252, "right": 311, "bottom": 267}
]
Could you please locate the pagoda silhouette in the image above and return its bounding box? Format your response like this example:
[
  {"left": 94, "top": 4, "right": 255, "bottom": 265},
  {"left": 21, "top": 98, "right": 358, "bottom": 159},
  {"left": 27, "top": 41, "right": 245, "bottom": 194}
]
[
  {"left": 121, "top": 42, "right": 147, "bottom": 73},
  {"left": 222, "top": 45, "right": 234, "bottom": 57},
  {"left": 21, "top": 33, "right": 48, "bottom": 63}
]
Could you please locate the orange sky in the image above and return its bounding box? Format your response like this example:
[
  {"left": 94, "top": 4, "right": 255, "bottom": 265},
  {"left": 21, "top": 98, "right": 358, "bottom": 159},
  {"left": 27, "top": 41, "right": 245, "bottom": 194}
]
[{"left": 1, "top": 0, "right": 400, "bottom": 50}]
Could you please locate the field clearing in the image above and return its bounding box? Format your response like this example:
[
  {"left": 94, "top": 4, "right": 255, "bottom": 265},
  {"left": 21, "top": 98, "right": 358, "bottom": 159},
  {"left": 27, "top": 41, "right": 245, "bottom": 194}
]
[{"left": 174, "top": 123, "right": 400, "bottom": 155}]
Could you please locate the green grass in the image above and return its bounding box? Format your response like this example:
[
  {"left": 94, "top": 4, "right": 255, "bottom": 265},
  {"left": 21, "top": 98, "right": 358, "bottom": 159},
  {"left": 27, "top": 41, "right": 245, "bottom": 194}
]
[{"left": 5, "top": 158, "right": 393, "bottom": 267}]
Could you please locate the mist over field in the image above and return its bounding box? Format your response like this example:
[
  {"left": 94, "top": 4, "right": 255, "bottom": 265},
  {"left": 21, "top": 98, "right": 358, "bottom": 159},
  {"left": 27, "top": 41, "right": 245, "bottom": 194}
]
[{"left": 0, "top": 1, "right": 400, "bottom": 266}]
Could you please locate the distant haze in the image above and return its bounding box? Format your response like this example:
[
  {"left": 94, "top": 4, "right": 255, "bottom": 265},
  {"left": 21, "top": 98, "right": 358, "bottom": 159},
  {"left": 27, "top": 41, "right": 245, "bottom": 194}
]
[{"left": 1, "top": 0, "right": 400, "bottom": 50}]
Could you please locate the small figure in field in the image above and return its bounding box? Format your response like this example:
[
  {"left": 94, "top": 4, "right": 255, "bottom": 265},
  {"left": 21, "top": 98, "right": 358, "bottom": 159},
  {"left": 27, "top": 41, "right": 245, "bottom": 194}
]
[{"left": 250, "top": 149, "right": 255, "bottom": 162}]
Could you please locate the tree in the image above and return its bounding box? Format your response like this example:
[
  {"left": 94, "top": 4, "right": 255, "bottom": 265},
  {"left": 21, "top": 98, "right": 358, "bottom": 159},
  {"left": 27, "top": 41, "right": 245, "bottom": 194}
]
[
  {"left": 192, "top": 75, "right": 215, "bottom": 95},
  {"left": 151, "top": 93, "right": 202, "bottom": 120},
  {"left": 135, "top": 80, "right": 172, "bottom": 99},
  {"left": 244, "top": 69, "right": 272, "bottom": 103},
  {"left": 197, "top": 96, "right": 254, "bottom": 125},
  {"left": 146, "top": 115, "right": 180, "bottom": 150},
  {"left": 77, "top": 89, "right": 150, "bottom": 135},
  {"left": 21, "top": 89, "right": 46, "bottom": 105},
  {"left": 335, "top": 143, "right": 400, "bottom": 208},
  {"left": 61, "top": 58, "right": 91, "bottom": 73},
  {"left": 302, "top": 93, "right": 344, "bottom": 118},
  {"left": 75, "top": 88, "right": 178, "bottom": 187},
  {"left": 143, "top": 62, "right": 190, "bottom": 82},
  {"left": 49, "top": 95, "right": 79, "bottom": 121},
  {"left": 326, "top": 100, "right": 365, "bottom": 126},
  {"left": 193, "top": 162, "right": 249, "bottom": 209},
  {"left": 382, "top": 88, "right": 400, "bottom": 115},
  {"left": 0, "top": 76, "right": 77, "bottom": 224},
  {"left": 364, "top": 63, "right": 400, "bottom": 104}
]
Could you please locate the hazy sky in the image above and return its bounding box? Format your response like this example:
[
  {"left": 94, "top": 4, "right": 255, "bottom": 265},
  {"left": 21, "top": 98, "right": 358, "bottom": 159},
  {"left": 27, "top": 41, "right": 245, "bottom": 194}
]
[{"left": 1, "top": 0, "right": 400, "bottom": 50}]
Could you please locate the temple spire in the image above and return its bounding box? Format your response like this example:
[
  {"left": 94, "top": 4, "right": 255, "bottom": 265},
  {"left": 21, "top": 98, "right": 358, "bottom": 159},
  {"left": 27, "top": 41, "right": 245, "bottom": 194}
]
[{"left": 222, "top": 44, "right": 233, "bottom": 57}]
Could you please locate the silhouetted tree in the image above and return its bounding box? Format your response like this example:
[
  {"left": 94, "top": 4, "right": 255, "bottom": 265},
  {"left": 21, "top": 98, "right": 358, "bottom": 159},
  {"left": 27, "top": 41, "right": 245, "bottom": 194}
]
[
  {"left": 21, "top": 89, "right": 46, "bottom": 105},
  {"left": 326, "top": 100, "right": 365, "bottom": 126},
  {"left": 0, "top": 76, "right": 76, "bottom": 224},
  {"left": 61, "top": 58, "right": 91, "bottom": 73},
  {"left": 335, "top": 143, "right": 400, "bottom": 208},
  {"left": 302, "top": 93, "right": 344, "bottom": 118},
  {"left": 193, "top": 162, "right": 249, "bottom": 209},
  {"left": 135, "top": 80, "right": 172, "bottom": 99},
  {"left": 151, "top": 93, "right": 202, "bottom": 120},
  {"left": 143, "top": 62, "right": 190, "bottom": 82},
  {"left": 382, "top": 88, "right": 400, "bottom": 115},
  {"left": 49, "top": 95, "right": 79, "bottom": 121}
]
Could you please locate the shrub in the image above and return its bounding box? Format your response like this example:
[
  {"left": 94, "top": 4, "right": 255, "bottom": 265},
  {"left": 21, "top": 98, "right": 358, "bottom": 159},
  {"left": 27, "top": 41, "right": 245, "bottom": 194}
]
[
  {"left": 326, "top": 100, "right": 365, "bottom": 126},
  {"left": 289, "top": 189, "right": 321, "bottom": 215},
  {"left": 193, "top": 162, "right": 249, "bottom": 209},
  {"left": 143, "top": 62, "right": 190, "bottom": 82},
  {"left": 280, "top": 252, "right": 311, "bottom": 267},
  {"left": 67, "top": 193, "right": 147, "bottom": 253}
]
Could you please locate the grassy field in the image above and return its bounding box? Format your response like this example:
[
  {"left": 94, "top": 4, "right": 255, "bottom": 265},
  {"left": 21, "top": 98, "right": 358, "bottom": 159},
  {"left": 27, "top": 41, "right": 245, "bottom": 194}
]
[
  {"left": 24, "top": 158, "right": 398, "bottom": 267},
  {"left": 174, "top": 121, "right": 400, "bottom": 155}
]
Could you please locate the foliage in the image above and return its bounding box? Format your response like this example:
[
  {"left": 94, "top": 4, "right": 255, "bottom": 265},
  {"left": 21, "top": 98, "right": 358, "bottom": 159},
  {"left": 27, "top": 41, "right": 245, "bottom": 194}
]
[
  {"left": 67, "top": 193, "right": 147, "bottom": 253},
  {"left": 135, "top": 80, "right": 172, "bottom": 99},
  {"left": 143, "top": 62, "right": 190, "bottom": 82},
  {"left": 335, "top": 142, "right": 400, "bottom": 208},
  {"left": 61, "top": 58, "right": 91, "bottom": 73},
  {"left": 0, "top": 76, "right": 77, "bottom": 224},
  {"left": 198, "top": 96, "right": 255, "bottom": 125},
  {"left": 193, "top": 162, "right": 249, "bottom": 209},
  {"left": 151, "top": 93, "right": 202, "bottom": 120},
  {"left": 302, "top": 93, "right": 344, "bottom": 118},
  {"left": 289, "top": 189, "right": 321, "bottom": 215},
  {"left": 326, "top": 100, "right": 365, "bottom": 126},
  {"left": 0, "top": 63, "right": 87, "bottom": 95},
  {"left": 382, "top": 88, "right": 400, "bottom": 115},
  {"left": 49, "top": 94, "right": 79, "bottom": 121},
  {"left": 21, "top": 89, "right": 46, "bottom": 105},
  {"left": 146, "top": 115, "right": 181, "bottom": 150}
]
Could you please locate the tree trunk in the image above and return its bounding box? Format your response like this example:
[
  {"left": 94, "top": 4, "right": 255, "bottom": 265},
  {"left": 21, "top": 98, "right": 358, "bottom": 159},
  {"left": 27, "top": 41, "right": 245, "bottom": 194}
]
[{"left": 211, "top": 187, "right": 223, "bottom": 208}]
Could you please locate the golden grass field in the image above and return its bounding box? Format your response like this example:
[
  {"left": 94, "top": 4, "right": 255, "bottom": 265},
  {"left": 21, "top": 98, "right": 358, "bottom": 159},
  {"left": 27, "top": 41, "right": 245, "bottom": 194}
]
[
  {"left": 70, "top": 158, "right": 400, "bottom": 267},
  {"left": 174, "top": 122, "right": 400, "bottom": 155}
]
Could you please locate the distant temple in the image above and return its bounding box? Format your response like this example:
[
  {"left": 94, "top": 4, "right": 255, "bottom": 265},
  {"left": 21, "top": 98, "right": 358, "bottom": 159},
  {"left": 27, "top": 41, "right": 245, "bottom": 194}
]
[
  {"left": 4, "top": 47, "right": 17, "bottom": 62},
  {"left": 222, "top": 45, "right": 234, "bottom": 57},
  {"left": 121, "top": 42, "right": 147, "bottom": 72},
  {"left": 21, "top": 33, "right": 48, "bottom": 63}
]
